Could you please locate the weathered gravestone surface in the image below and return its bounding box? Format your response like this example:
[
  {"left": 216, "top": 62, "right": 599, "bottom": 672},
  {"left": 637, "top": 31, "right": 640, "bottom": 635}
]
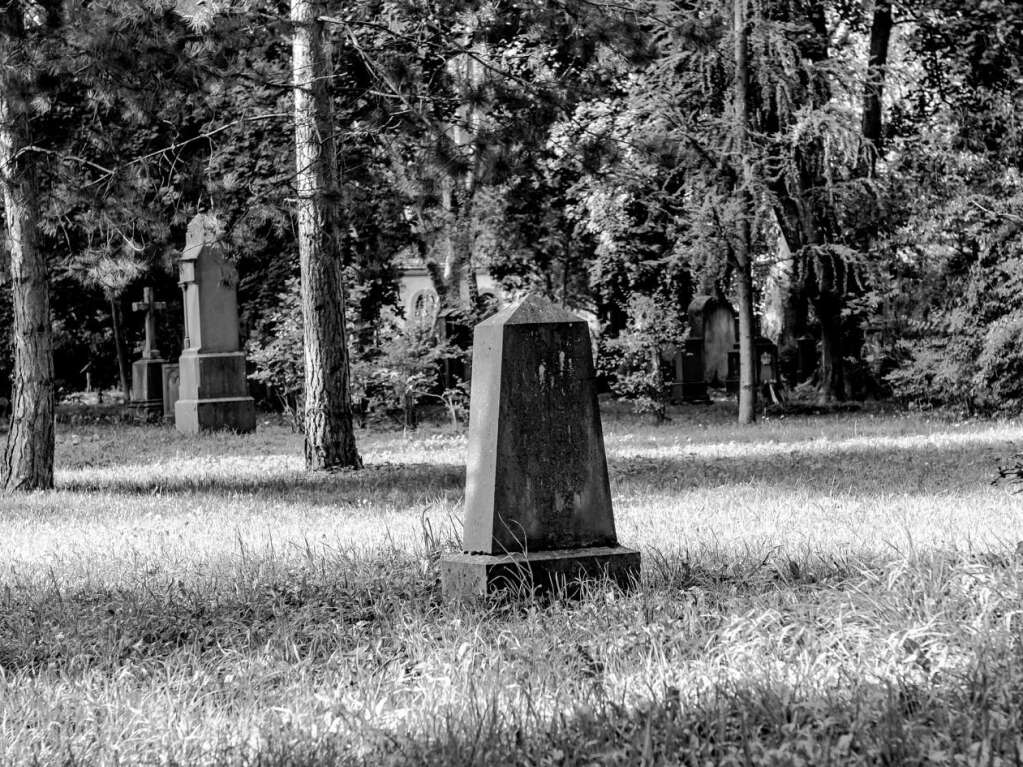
[
  {"left": 440, "top": 294, "right": 641, "bottom": 598},
  {"left": 162, "top": 364, "right": 180, "bottom": 422},
  {"left": 666, "top": 338, "right": 709, "bottom": 404},
  {"left": 688, "top": 294, "right": 736, "bottom": 387},
  {"left": 130, "top": 287, "right": 167, "bottom": 419},
  {"left": 174, "top": 214, "right": 255, "bottom": 434}
]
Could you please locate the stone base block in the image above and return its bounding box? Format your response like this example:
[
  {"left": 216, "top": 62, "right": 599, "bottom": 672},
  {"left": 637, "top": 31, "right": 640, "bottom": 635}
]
[
  {"left": 668, "top": 381, "right": 710, "bottom": 404},
  {"left": 131, "top": 358, "right": 165, "bottom": 403},
  {"left": 175, "top": 397, "right": 256, "bottom": 434},
  {"left": 440, "top": 546, "right": 641, "bottom": 599},
  {"left": 130, "top": 399, "right": 164, "bottom": 422},
  {"left": 178, "top": 351, "right": 248, "bottom": 401}
]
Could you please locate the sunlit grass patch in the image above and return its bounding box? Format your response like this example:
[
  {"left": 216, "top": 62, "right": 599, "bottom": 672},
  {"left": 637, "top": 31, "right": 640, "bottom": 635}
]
[{"left": 2, "top": 408, "right": 1023, "bottom": 764}]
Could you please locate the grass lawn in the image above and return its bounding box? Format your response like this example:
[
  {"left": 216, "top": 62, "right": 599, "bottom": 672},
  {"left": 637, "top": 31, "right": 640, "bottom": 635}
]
[{"left": 3, "top": 404, "right": 1023, "bottom": 765}]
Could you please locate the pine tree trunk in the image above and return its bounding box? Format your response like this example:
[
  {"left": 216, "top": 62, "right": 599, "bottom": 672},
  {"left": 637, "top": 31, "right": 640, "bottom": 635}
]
[
  {"left": 1, "top": 12, "right": 55, "bottom": 492},
  {"left": 733, "top": 0, "right": 756, "bottom": 424},
  {"left": 860, "top": 0, "right": 893, "bottom": 175},
  {"left": 109, "top": 295, "right": 131, "bottom": 401},
  {"left": 291, "top": 0, "right": 361, "bottom": 470}
]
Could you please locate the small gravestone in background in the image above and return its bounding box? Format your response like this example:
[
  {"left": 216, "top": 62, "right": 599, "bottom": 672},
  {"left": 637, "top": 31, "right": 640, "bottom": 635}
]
[
  {"left": 162, "top": 363, "right": 180, "bottom": 422},
  {"left": 666, "top": 338, "right": 709, "bottom": 404},
  {"left": 130, "top": 287, "right": 167, "bottom": 420},
  {"left": 726, "top": 336, "right": 781, "bottom": 399},
  {"left": 174, "top": 214, "right": 255, "bottom": 434},
  {"left": 688, "top": 294, "right": 736, "bottom": 387},
  {"left": 440, "top": 294, "right": 641, "bottom": 598}
]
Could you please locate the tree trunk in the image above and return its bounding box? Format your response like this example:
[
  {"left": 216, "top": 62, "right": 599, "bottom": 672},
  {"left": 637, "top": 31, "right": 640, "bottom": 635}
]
[
  {"left": 109, "top": 294, "right": 131, "bottom": 401},
  {"left": 1, "top": 9, "right": 55, "bottom": 492},
  {"left": 733, "top": 0, "right": 756, "bottom": 424},
  {"left": 814, "top": 294, "right": 845, "bottom": 404},
  {"left": 763, "top": 226, "right": 809, "bottom": 382},
  {"left": 860, "top": 0, "right": 893, "bottom": 175},
  {"left": 291, "top": 0, "right": 361, "bottom": 470}
]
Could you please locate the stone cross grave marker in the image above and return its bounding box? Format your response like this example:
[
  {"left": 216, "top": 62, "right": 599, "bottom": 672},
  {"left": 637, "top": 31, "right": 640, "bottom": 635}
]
[
  {"left": 174, "top": 213, "right": 255, "bottom": 433},
  {"left": 129, "top": 286, "right": 167, "bottom": 419},
  {"left": 440, "top": 294, "right": 641, "bottom": 598},
  {"left": 132, "top": 287, "right": 167, "bottom": 360}
]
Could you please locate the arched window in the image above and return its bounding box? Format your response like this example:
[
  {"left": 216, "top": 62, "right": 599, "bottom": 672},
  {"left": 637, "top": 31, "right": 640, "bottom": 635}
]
[{"left": 410, "top": 290, "right": 438, "bottom": 327}]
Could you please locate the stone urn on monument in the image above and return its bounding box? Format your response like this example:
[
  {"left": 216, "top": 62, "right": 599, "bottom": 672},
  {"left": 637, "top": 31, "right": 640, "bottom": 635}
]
[{"left": 441, "top": 294, "right": 641, "bottom": 598}]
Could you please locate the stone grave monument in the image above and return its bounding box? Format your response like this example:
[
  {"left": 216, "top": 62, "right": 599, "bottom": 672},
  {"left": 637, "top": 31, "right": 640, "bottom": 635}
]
[
  {"left": 688, "top": 294, "right": 736, "bottom": 387},
  {"left": 666, "top": 339, "right": 709, "bottom": 403},
  {"left": 130, "top": 287, "right": 167, "bottom": 419},
  {"left": 440, "top": 294, "right": 641, "bottom": 598},
  {"left": 174, "top": 214, "right": 255, "bottom": 433}
]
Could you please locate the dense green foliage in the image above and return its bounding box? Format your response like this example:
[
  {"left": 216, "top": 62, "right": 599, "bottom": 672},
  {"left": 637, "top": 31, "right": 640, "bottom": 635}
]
[{"left": 3, "top": 0, "right": 1023, "bottom": 414}]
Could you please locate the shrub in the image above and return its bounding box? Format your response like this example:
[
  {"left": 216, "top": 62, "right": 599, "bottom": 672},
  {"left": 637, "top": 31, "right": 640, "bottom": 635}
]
[
  {"left": 247, "top": 278, "right": 469, "bottom": 431},
  {"left": 596, "top": 296, "right": 681, "bottom": 422},
  {"left": 247, "top": 277, "right": 305, "bottom": 430},
  {"left": 974, "top": 313, "right": 1023, "bottom": 411}
]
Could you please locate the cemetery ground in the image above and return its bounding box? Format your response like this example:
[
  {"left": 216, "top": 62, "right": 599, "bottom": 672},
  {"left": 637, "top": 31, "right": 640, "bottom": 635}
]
[{"left": 3, "top": 405, "right": 1023, "bottom": 765}]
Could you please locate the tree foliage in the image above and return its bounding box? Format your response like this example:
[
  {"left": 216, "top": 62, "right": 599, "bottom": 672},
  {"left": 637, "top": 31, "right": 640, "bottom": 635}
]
[{"left": 4, "top": 0, "right": 1023, "bottom": 438}]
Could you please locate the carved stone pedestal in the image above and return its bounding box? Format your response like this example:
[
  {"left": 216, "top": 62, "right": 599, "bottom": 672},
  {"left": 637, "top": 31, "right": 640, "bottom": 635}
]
[
  {"left": 130, "top": 358, "right": 165, "bottom": 420},
  {"left": 174, "top": 351, "right": 254, "bottom": 434}
]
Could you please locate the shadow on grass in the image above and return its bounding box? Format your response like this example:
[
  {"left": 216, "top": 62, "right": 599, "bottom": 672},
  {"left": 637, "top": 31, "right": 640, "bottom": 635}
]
[
  {"left": 5, "top": 543, "right": 1023, "bottom": 765},
  {"left": 0, "top": 538, "right": 855, "bottom": 676},
  {"left": 330, "top": 668, "right": 1023, "bottom": 767},
  {"left": 0, "top": 550, "right": 440, "bottom": 674},
  {"left": 57, "top": 461, "right": 467, "bottom": 502},
  {"left": 56, "top": 435, "right": 1015, "bottom": 501},
  {"left": 607, "top": 436, "right": 1014, "bottom": 495}
]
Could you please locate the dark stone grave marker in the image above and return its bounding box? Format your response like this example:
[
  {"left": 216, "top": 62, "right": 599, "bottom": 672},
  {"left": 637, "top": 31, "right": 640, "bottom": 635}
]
[{"left": 440, "top": 294, "right": 641, "bottom": 598}]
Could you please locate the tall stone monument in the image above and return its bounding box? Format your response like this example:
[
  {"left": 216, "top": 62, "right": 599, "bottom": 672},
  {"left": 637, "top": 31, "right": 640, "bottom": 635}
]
[
  {"left": 440, "top": 294, "right": 641, "bottom": 598},
  {"left": 130, "top": 287, "right": 167, "bottom": 419},
  {"left": 174, "top": 214, "right": 256, "bottom": 434}
]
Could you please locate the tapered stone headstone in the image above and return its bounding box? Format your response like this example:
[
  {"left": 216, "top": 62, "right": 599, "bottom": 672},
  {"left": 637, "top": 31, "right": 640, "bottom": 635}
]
[
  {"left": 440, "top": 294, "right": 640, "bottom": 598},
  {"left": 174, "top": 214, "right": 255, "bottom": 433}
]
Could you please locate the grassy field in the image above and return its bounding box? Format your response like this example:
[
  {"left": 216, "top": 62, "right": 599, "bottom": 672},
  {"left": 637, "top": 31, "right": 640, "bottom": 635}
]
[{"left": 3, "top": 404, "right": 1023, "bottom": 765}]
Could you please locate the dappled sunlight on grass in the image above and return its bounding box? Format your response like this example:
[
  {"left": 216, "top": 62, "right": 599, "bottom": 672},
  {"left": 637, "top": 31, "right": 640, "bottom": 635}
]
[{"left": 4, "top": 409, "right": 1023, "bottom": 764}]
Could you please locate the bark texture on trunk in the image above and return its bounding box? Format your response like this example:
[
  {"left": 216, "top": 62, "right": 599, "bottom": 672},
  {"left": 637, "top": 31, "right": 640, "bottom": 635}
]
[
  {"left": 733, "top": 0, "right": 756, "bottom": 424},
  {"left": 291, "top": 0, "right": 361, "bottom": 470},
  {"left": 814, "top": 294, "right": 845, "bottom": 403},
  {"left": 763, "top": 230, "right": 808, "bottom": 381},
  {"left": 860, "top": 0, "right": 893, "bottom": 174},
  {"left": 1, "top": 12, "right": 54, "bottom": 492}
]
